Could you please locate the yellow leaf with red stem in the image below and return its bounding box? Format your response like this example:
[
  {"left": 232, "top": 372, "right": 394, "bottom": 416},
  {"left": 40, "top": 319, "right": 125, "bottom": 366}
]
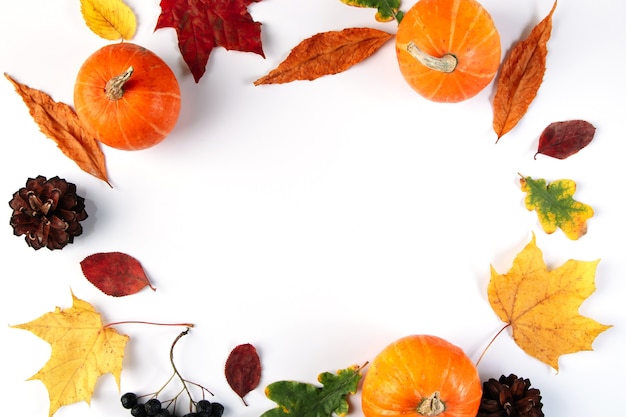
[
  {"left": 488, "top": 234, "right": 611, "bottom": 370},
  {"left": 11, "top": 292, "right": 128, "bottom": 416}
]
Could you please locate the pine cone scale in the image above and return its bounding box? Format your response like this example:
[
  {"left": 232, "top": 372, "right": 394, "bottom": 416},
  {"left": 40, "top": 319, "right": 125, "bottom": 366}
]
[{"left": 477, "top": 374, "right": 544, "bottom": 417}]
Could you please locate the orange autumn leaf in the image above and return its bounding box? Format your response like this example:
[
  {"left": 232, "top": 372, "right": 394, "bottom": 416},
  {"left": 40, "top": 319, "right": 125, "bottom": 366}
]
[
  {"left": 488, "top": 234, "right": 611, "bottom": 370},
  {"left": 254, "top": 27, "right": 393, "bottom": 85},
  {"left": 492, "top": 1, "right": 557, "bottom": 139},
  {"left": 11, "top": 292, "right": 128, "bottom": 416},
  {"left": 4, "top": 73, "right": 111, "bottom": 186}
]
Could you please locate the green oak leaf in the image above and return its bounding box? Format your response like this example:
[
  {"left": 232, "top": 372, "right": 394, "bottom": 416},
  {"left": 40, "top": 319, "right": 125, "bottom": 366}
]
[
  {"left": 520, "top": 175, "right": 594, "bottom": 240},
  {"left": 339, "top": 0, "right": 403, "bottom": 23},
  {"left": 261, "top": 364, "right": 364, "bottom": 417}
]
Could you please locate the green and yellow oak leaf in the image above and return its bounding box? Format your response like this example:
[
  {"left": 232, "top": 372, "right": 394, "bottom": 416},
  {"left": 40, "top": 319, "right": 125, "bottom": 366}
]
[
  {"left": 11, "top": 292, "right": 128, "bottom": 417},
  {"left": 261, "top": 364, "right": 364, "bottom": 417},
  {"left": 339, "top": 0, "right": 403, "bottom": 22},
  {"left": 488, "top": 234, "right": 611, "bottom": 370},
  {"left": 80, "top": 0, "right": 136, "bottom": 40},
  {"left": 520, "top": 174, "right": 594, "bottom": 240}
]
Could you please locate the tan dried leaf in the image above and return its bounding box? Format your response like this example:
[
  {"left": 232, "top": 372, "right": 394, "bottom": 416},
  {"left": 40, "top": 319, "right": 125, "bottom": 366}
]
[
  {"left": 254, "top": 27, "right": 393, "bottom": 85},
  {"left": 492, "top": 1, "right": 557, "bottom": 139},
  {"left": 5, "top": 73, "right": 110, "bottom": 186}
]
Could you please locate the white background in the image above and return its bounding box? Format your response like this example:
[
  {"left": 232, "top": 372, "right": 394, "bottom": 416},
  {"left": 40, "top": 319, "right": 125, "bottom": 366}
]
[{"left": 1, "top": 0, "right": 624, "bottom": 416}]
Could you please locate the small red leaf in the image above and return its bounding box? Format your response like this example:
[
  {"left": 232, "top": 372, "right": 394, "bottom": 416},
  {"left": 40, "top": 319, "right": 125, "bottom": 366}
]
[
  {"left": 535, "top": 120, "right": 596, "bottom": 160},
  {"left": 80, "top": 252, "right": 156, "bottom": 297},
  {"left": 225, "top": 343, "right": 261, "bottom": 405}
]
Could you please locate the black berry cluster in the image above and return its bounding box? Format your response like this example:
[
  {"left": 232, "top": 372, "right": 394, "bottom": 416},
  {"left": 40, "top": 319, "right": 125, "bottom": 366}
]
[{"left": 121, "top": 392, "right": 224, "bottom": 417}]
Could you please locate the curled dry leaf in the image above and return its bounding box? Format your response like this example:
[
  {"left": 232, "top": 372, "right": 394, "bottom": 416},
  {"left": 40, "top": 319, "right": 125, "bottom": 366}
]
[
  {"left": 254, "top": 27, "right": 393, "bottom": 85},
  {"left": 80, "top": 0, "right": 137, "bottom": 41},
  {"left": 535, "top": 119, "right": 596, "bottom": 160},
  {"left": 4, "top": 73, "right": 110, "bottom": 186},
  {"left": 80, "top": 252, "right": 156, "bottom": 297},
  {"left": 225, "top": 343, "right": 262, "bottom": 405},
  {"left": 492, "top": 1, "right": 557, "bottom": 139},
  {"left": 488, "top": 234, "right": 611, "bottom": 370}
]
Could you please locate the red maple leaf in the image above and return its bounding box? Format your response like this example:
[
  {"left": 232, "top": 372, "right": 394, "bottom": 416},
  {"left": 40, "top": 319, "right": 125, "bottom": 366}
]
[{"left": 156, "top": 0, "right": 265, "bottom": 83}]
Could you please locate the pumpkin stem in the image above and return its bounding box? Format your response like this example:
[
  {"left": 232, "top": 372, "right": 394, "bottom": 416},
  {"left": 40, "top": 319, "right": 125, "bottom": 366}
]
[
  {"left": 105, "top": 66, "right": 134, "bottom": 101},
  {"left": 406, "top": 41, "right": 457, "bottom": 73},
  {"left": 416, "top": 391, "right": 445, "bottom": 416}
]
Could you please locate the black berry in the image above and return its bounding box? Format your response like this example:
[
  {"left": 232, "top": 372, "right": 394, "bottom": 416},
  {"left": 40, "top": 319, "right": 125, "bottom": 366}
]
[
  {"left": 155, "top": 409, "right": 171, "bottom": 417},
  {"left": 196, "top": 400, "right": 212, "bottom": 413},
  {"left": 121, "top": 392, "right": 139, "bottom": 409},
  {"left": 145, "top": 398, "right": 162, "bottom": 416},
  {"left": 209, "top": 403, "right": 224, "bottom": 417},
  {"left": 131, "top": 404, "right": 148, "bottom": 417}
]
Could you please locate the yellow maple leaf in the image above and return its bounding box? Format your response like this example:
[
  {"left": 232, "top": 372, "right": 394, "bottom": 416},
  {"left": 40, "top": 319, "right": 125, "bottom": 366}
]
[
  {"left": 80, "top": 0, "right": 136, "bottom": 41},
  {"left": 488, "top": 234, "right": 611, "bottom": 370},
  {"left": 11, "top": 292, "right": 129, "bottom": 416}
]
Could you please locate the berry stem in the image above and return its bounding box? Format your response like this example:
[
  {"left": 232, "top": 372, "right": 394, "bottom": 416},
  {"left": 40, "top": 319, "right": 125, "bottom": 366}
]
[
  {"left": 475, "top": 323, "right": 511, "bottom": 367},
  {"left": 104, "top": 320, "right": 194, "bottom": 328},
  {"left": 170, "top": 328, "right": 194, "bottom": 405}
]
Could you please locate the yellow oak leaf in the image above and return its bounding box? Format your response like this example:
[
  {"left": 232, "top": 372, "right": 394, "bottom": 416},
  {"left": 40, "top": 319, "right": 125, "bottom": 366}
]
[
  {"left": 80, "top": 0, "right": 136, "bottom": 41},
  {"left": 11, "top": 292, "right": 128, "bottom": 416},
  {"left": 488, "top": 234, "right": 611, "bottom": 370}
]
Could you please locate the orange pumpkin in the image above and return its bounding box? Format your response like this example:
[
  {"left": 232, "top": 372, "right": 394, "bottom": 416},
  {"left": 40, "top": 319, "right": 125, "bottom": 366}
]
[
  {"left": 74, "top": 43, "right": 181, "bottom": 150},
  {"left": 361, "top": 335, "right": 482, "bottom": 417},
  {"left": 395, "top": 0, "right": 501, "bottom": 103}
]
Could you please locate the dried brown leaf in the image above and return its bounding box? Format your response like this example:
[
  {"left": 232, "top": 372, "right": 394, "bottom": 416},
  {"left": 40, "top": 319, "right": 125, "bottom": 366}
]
[
  {"left": 5, "top": 73, "right": 110, "bottom": 186},
  {"left": 492, "top": 1, "right": 557, "bottom": 140},
  {"left": 254, "top": 27, "right": 393, "bottom": 85}
]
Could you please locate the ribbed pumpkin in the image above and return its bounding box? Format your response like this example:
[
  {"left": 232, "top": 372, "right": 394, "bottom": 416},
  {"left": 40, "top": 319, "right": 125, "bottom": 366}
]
[
  {"left": 361, "top": 335, "right": 482, "bottom": 417},
  {"left": 74, "top": 43, "right": 181, "bottom": 150},
  {"left": 396, "top": 0, "right": 501, "bottom": 102}
]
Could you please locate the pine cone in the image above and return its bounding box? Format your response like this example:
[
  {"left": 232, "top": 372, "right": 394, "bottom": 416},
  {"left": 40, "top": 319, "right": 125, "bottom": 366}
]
[
  {"left": 9, "top": 175, "right": 88, "bottom": 250},
  {"left": 477, "top": 374, "right": 544, "bottom": 417}
]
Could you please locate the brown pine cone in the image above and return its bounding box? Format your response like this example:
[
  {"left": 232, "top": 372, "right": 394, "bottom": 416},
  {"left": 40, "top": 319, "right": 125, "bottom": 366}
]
[
  {"left": 9, "top": 176, "right": 88, "bottom": 250},
  {"left": 477, "top": 374, "right": 544, "bottom": 417}
]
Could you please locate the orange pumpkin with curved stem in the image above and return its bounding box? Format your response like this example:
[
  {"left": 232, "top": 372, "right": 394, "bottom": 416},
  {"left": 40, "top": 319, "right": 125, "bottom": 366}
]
[
  {"left": 396, "top": 0, "right": 501, "bottom": 103},
  {"left": 361, "top": 335, "right": 482, "bottom": 417},
  {"left": 74, "top": 43, "right": 181, "bottom": 150}
]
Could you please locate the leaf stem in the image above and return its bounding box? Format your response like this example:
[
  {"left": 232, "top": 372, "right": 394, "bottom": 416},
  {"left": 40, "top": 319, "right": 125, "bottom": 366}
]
[
  {"left": 475, "top": 323, "right": 511, "bottom": 367},
  {"left": 104, "top": 321, "right": 194, "bottom": 328}
]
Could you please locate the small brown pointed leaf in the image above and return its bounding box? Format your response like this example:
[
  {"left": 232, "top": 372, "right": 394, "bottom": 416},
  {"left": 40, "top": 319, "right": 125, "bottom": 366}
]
[
  {"left": 80, "top": 252, "right": 156, "bottom": 297},
  {"left": 225, "top": 343, "right": 261, "bottom": 405},
  {"left": 535, "top": 119, "right": 596, "bottom": 160},
  {"left": 254, "top": 27, "right": 393, "bottom": 85},
  {"left": 5, "top": 73, "right": 110, "bottom": 185},
  {"left": 493, "top": 1, "right": 557, "bottom": 139}
]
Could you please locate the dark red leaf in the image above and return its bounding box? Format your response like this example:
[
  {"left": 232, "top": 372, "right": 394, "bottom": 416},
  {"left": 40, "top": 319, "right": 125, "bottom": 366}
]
[
  {"left": 155, "top": 0, "right": 265, "bottom": 83},
  {"left": 80, "top": 252, "right": 156, "bottom": 297},
  {"left": 225, "top": 343, "right": 261, "bottom": 405},
  {"left": 535, "top": 120, "right": 596, "bottom": 160}
]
